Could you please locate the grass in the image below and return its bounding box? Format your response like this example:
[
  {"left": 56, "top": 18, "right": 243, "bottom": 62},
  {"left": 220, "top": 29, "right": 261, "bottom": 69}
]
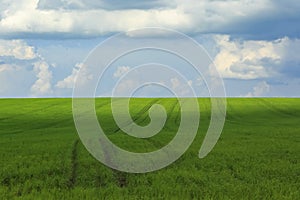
[{"left": 0, "top": 98, "right": 299, "bottom": 199}]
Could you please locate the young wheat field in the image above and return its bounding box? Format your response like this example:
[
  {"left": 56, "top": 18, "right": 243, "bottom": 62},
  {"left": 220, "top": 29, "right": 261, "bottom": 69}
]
[{"left": 0, "top": 98, "right": 299, "bottom": 199}]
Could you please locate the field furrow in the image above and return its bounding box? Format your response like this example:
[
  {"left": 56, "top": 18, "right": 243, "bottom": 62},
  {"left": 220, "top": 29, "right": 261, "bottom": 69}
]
[
  {"left": 67, "top": 139, "right": 79, "bottom": 189},
  {"left": 113, "top": 98, "right": 160, "bottom": 133}
]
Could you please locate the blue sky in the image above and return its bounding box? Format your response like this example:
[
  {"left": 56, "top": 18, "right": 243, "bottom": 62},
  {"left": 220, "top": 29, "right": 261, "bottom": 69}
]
[{"left": 0, "top": 0, "right": 300, "bottom": 97}]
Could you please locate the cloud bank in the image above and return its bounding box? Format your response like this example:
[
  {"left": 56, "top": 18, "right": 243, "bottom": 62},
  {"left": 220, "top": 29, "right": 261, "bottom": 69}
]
[{"left": 0, "top": 0, "right": 299, "bottom": 39}]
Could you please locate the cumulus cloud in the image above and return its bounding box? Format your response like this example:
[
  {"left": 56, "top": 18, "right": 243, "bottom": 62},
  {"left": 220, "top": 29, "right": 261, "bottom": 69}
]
[
  {"left": 113, "top": 66, "right": 130, "bottom": 78},
  {"left": 56, "top": 63, "right": 80, "bottom": 89},
  {"left": 0, "top": 40, "right": 36, "bottom": 60},
  {"left": 113, "top": 79, "right": 140, "bottom": 97},
  {"left": 0, "top": 0, "right": 190, "bottom": 38},
  {"left": 0, "top": 39, "right": 55, "bottom": 96},
  {"left": 246, "top": 81, "right": 270, "bottom": 97},
  {"left": 212, "top": 35, "right": 300, "bottom": 80},
  {"left": 38, "top": 0, "right": 174, "bottom": 10},
  {"left": 170, "top": 77, "right": 193, "bottom": 96},
  {"left": 0, "top": 63, "right": 19, "bottom": 73},
  {"left": 0, "top": 39, "right": 52, "bottom": 96},
  {"left": 1, "top": 0, "right": 299, "bottom": 39},
  {"left": 56, "top": 63, "right": 92, "bottom": 89},
  {"left": 31, "top": 61, "right": 53, "bottom": 96}
]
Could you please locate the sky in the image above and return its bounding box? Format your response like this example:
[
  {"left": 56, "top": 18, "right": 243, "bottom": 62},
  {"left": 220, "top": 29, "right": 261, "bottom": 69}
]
[{"left": 0, "top": 0, "right": 300, "bottom": 97}]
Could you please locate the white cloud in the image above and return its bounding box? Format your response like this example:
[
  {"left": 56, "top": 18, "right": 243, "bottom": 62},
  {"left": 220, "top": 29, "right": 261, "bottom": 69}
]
[
  {"left": 0, "top": 0, "right": 190, "bottom": 37},
  {"left": 0, "top": 0, "right": 274, "bottom": 38},
  {"left": 37, "top": 0, "right": 174, "bottom": 10},
  {"left": 246, "top": 81, "right": 270, "bottom": 97},
  {"left": 113, "top": 79, "right": 139, "bottom": 97},
  {"left": 56, "top": 63, "right": 92, "bottom": 89},
  {"left": 212, "top": 35, "right": 300, "bottom": 80},
  {"left": 170, "top": 77, "right": 180, "bottom": 89},
  {"left": 0, "top": 39, "right": 56, "bottom": 97},
  {"left": 56, "top": 63, "right": 80, "bottom": 89},
  {"left": 0, "top": 63, "right": 19, "bottom": 73},
  {"left": 0, "top": 40, "right": 36, "bottom": 60},
  {"left": 0, "top": 39, "right": 55, "bottom": 96},
  {"left": 113, "top": 66, "right": 130, "bottom": 78},
  {"left": 31, "top": 61, "right": 53, "bottom": 96},
  {"left": 170, "top": 77, "right": 193, "bottom": 96}
]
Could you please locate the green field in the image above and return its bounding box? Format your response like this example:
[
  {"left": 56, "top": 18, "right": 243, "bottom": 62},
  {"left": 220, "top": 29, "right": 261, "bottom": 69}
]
[{"left": 0, "top": 98, "right": 299, "bottom": 199}]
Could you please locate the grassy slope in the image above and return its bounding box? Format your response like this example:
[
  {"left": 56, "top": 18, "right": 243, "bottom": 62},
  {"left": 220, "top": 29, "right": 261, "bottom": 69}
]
[{"left": 0, "top": 98, "right": 299, "bottom": 199}]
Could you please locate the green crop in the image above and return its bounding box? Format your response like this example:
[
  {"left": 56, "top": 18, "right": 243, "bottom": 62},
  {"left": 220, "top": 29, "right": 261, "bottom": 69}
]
[{"left": 0, "top": 98, "right": 299, "bottom": 199}]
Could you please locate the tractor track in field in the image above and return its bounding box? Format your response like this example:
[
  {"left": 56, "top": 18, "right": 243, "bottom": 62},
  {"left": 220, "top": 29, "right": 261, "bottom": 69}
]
[
  {"left": 175, "top": 99, "right": 187, "bottom": 125},
  {"left": 67, "top": 139, "right": 79, "bottom": 189},
  {"left": 142, "top": 100, "right": 179, "bottom": 149},
  {"left": 123, "top": 99, "right": 178, "bottom": 148},
  {"left": 113, "top": 171, "right": 128, "bottom": 188},
  {"left": 1, "top": 100, "right": 111, "bottom": 136},
  {"left": 166, "top": 100, "right": 179, "bottom": 131},
  {"left": 135, "top": 101, "right": 161, "bottom": 125},
  {"left": 104, "top": 99, "right": 186, "bottom": 185},
  {"left": 95, "top": 98, "right": 125, "bottom": 111},
  {"left": 108, "top": 99, "right": 162, "bottom": 187},
  {"left": 0, "top": 130, "right": 25, "bottom": 137},
  {"left": 257, "top": 98, "right": 299, "bottom": 117},
  {"left": 96, "top": 99, "right": 161, "bottom": 188},
  {"left": 113, "top": 99, "right": 160, "bottom": 134},
  {"left": 0, "top": 103, "right": 60, "bottom": 121},
  {"left": 19, "top": 98, "right": 111, "bottom": 118},
  {"left": 0, "top": 117, "right": 9, "bottom": 121},
  {"left": 137, "top": 99, "right": 178, "bottom": 127},
  {"left": 97, "top": 137, "right": 128, "bottom": 188}
]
